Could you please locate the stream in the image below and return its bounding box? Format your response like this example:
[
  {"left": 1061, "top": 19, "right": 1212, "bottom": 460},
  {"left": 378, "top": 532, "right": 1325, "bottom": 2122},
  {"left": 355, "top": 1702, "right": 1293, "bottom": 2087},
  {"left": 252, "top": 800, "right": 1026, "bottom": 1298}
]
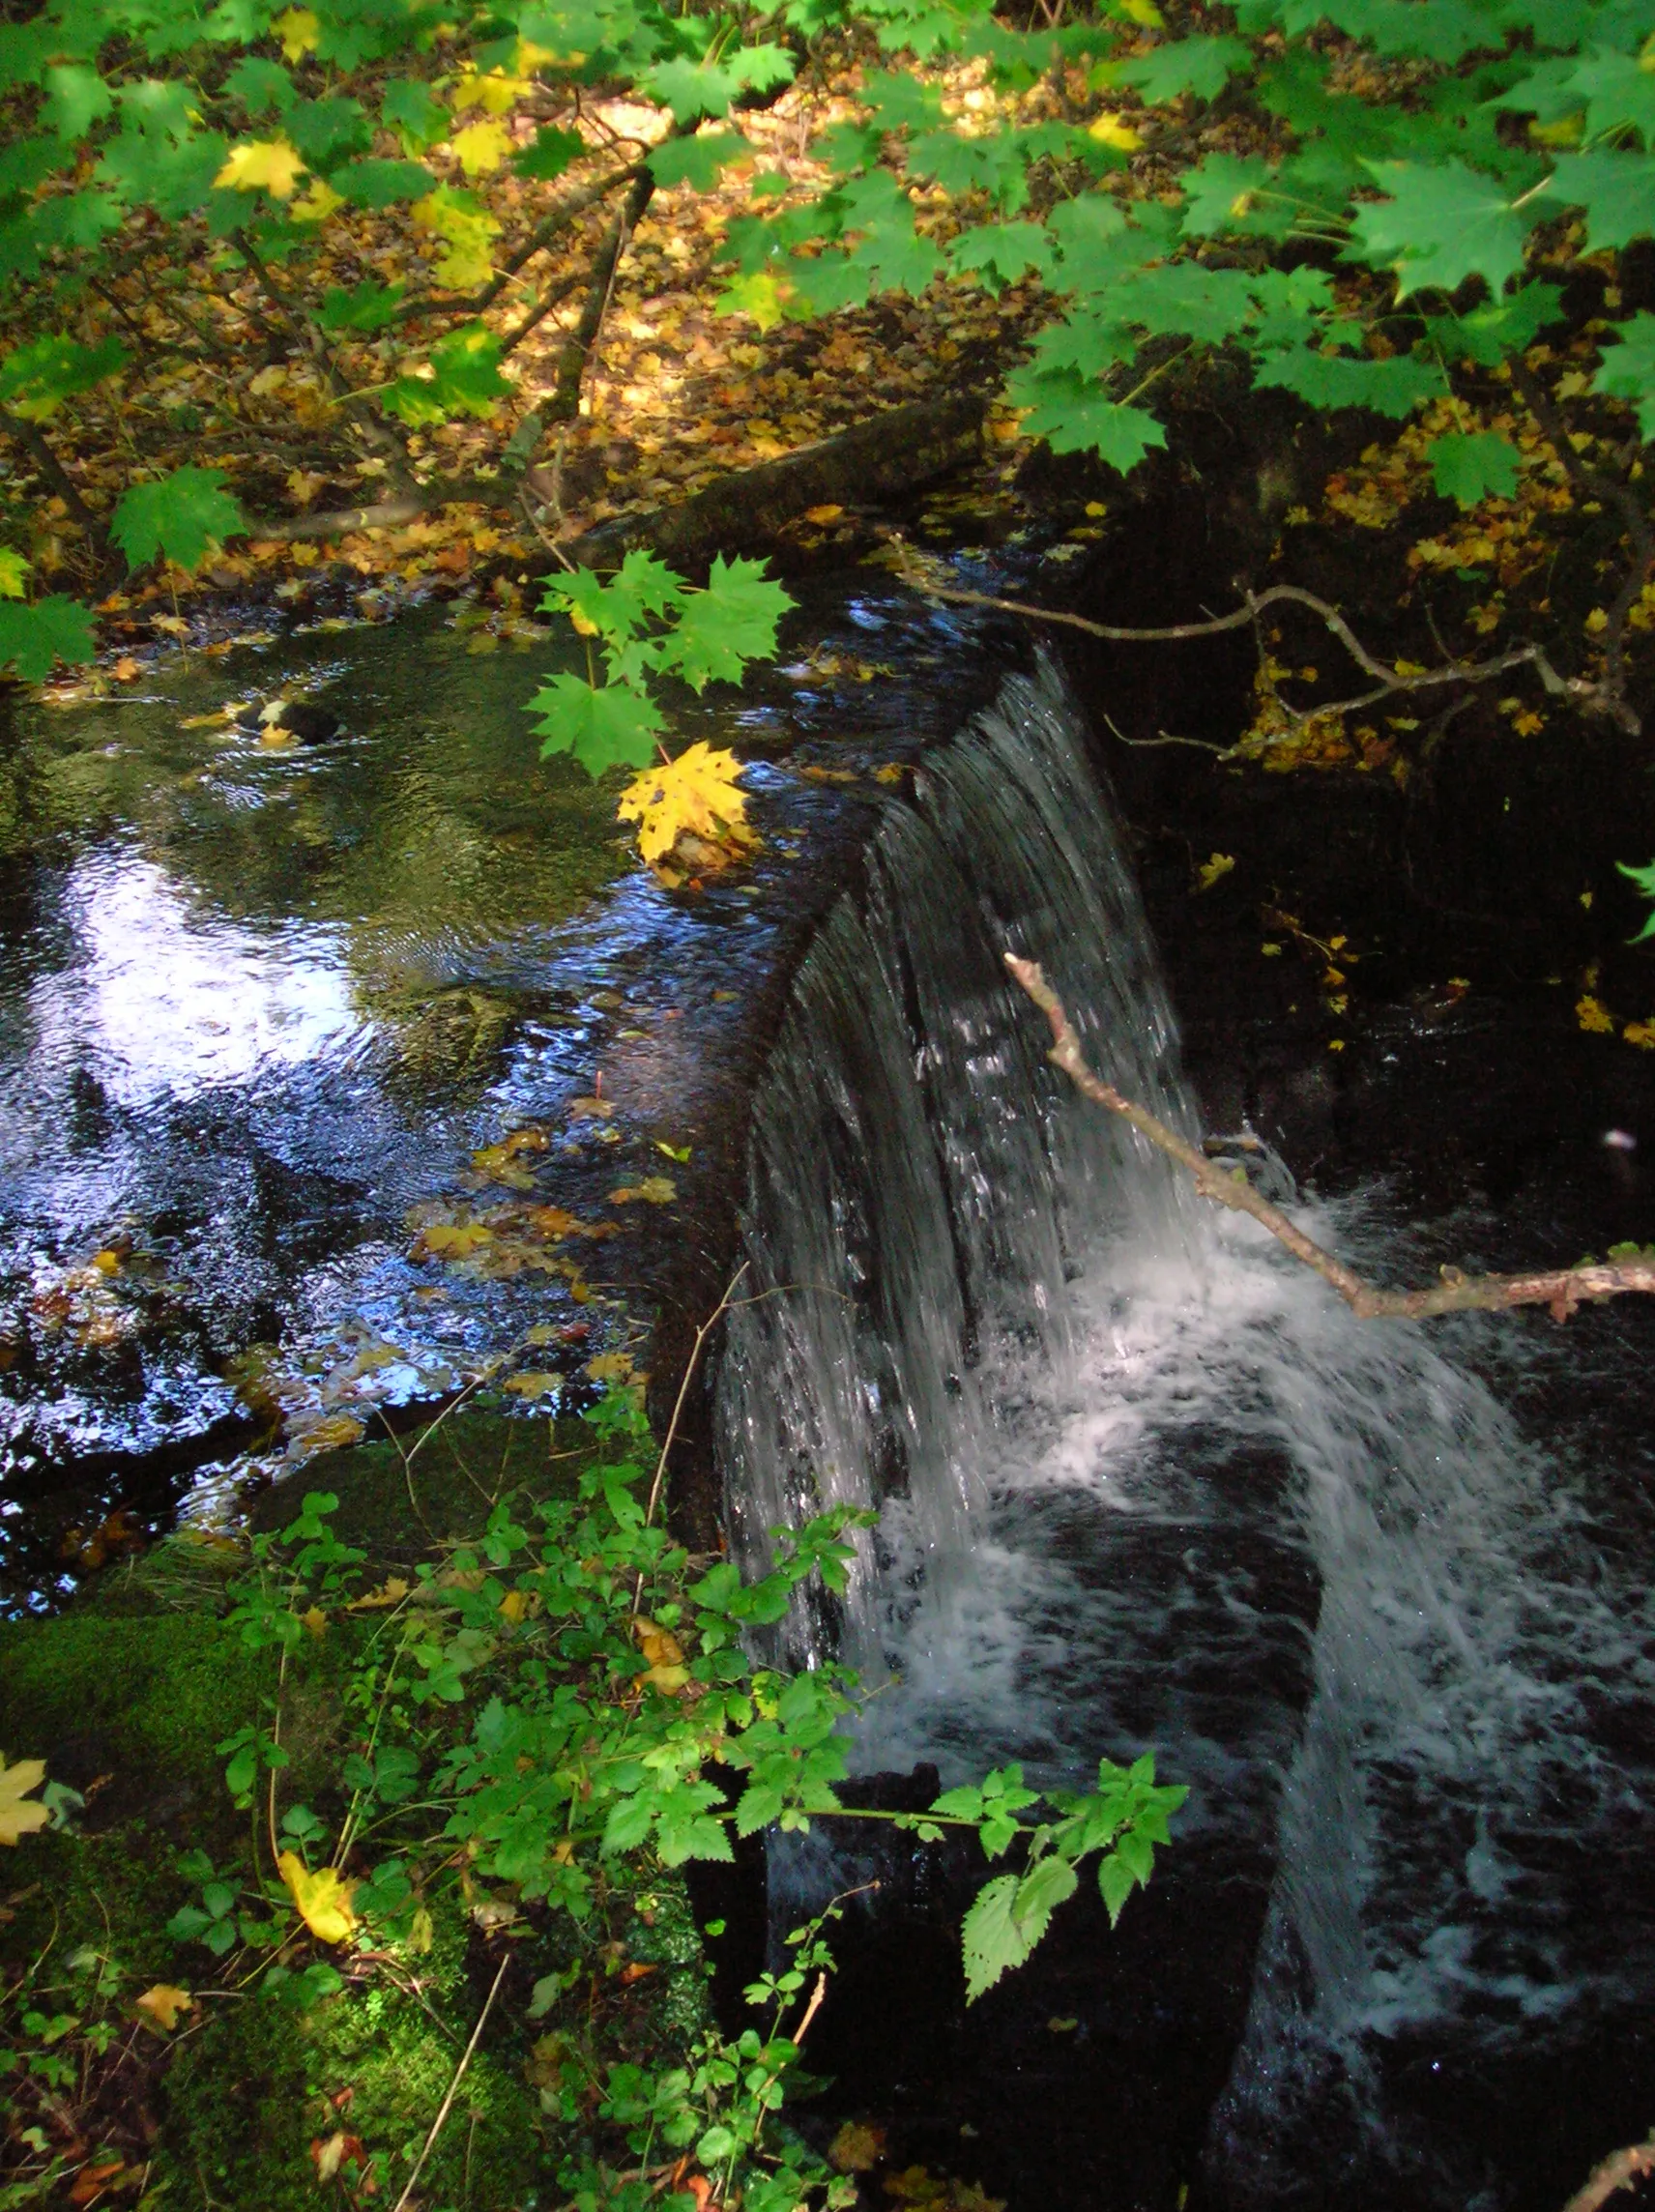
[{"left": 3, "top": 574, "right": 1654, "bottom": 2206}]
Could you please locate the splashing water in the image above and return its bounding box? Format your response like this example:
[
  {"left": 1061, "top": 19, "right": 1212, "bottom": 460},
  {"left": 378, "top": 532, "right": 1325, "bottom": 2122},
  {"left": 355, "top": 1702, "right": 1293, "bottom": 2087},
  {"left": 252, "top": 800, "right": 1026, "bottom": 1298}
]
[{"left": 714, "top": 663, "right": 1655, "bottom": 2204}]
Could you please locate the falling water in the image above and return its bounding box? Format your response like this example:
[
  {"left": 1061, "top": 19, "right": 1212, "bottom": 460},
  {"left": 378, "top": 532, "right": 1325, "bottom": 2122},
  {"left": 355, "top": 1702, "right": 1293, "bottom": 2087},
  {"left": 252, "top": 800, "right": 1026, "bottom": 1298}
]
[{"left": 712, "top": 663, "right": 1655, "bottom": 2204}]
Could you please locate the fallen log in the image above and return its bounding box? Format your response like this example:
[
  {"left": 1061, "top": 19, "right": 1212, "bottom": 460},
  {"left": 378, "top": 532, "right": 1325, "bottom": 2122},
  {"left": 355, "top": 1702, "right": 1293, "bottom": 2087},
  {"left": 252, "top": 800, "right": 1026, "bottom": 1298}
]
[{"left": 566, "top": 391, "right": 987, "bottom": 572}]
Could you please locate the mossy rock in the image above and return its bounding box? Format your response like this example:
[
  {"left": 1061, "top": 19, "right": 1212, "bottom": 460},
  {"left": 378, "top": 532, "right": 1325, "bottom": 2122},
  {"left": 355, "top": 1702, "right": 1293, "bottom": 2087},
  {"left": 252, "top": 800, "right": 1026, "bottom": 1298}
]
[{"left": 247, "top": 1405, "right": 594, "bottom": 1567}]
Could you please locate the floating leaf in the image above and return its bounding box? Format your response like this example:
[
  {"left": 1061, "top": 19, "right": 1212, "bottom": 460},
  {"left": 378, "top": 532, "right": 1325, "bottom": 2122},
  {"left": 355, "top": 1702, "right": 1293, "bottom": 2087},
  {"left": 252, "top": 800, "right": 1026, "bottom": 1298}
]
[
  {"left": 609, "top": 1177, "right": 677, "bottom": 1205},
  {"left": 617, "top": 742, "right": 754, "bottom": 865}
]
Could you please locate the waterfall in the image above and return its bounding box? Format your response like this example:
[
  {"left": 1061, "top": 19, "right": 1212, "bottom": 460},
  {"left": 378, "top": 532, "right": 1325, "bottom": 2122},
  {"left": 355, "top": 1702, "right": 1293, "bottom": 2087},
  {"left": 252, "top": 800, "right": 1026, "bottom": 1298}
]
[{"left": 712, "top": 663, "right": 1655, "bottom": 2204}]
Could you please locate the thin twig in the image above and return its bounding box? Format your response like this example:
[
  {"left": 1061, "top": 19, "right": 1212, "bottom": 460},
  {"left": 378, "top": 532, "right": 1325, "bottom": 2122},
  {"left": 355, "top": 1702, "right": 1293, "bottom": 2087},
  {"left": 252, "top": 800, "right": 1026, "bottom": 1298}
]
[
  {"left": 899, "top": 558, "right": 1611, "bottom": 731},
  {"left": 391, "top": 1953, "right": 510, "bottom": 2212},
  {"left": 1004, "top": 953, "right": 1655, "bottom": 1324},
  {"left": 1559, "top": 2133, "right": 1655, "bottom": 2212},
  {"left": 643, "top": 1265, "right": 750, "bottom": 1535},
  {"left": 1508, "top": 352, "right": 1651, "bottom": 736}
]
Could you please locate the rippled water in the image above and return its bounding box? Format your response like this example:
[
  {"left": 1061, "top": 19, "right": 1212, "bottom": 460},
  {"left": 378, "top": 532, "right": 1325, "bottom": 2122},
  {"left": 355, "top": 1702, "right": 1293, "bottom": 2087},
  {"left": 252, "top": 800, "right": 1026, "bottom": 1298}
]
[{"left": 0, "top": 577, "right": 1012, "bottom": 1605}]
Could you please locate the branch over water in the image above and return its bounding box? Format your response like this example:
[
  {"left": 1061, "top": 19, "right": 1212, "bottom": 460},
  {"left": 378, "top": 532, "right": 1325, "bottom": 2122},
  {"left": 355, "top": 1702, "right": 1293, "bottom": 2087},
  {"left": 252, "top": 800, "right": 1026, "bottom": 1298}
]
[{"left": 1004, "top": 953, "right": 1655, "bottom": 1324}]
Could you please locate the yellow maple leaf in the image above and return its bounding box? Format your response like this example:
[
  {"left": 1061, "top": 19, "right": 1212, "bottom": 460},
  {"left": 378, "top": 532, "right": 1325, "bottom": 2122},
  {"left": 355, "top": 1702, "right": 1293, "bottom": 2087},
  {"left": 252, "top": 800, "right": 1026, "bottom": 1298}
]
[
  {"left": 0, "top": 1755, "right": 49, "bottom": 1846},
  {"left": 1578, "top": 994, "right": 1616, "bottom": 1033},
  {"left": 273, "top": 5, "right": 318, "bottom": 57},
  {"left": 616, "top": 742, "right": 755, "bottom": 865},
  {"left": 290, "top": 176, "right": 344, "bottom": 224},
  {"left": 135, "top": 1984, "right": 193, "bottom": 2032},
  {"left": 1089, "top": 111, "right": 1142, "bottom": 150},
  {"left": 451, "top": 68, "right": 532, "bottom": 114},
  {"left": 418, "top": 1220, "right": 495, "bottom": 1257},
  {"left": 278, "top": 1851, "right": 358, "bottom": 1944},
  {"left": 584, "top": 1352, "right": 634, "bottom": 1384},
  {"left": 215, "top": 139, "right": 306, "bottom": 199},
  {"left": 412, "top": 190, "right": 501, "bottom": 291},
  {"left": 1197, "top": 852, "right": 1235, "bottom": 891},
  {"left": 450, "top": 119, "right": 512, "bottom": 177},
  {"left": 1623, "top": 1020, "right": 1655, "bottom": 1050},
  {"left": 348, "top": 1576, "right": 411, "bottom": 1610},
  {"left": 502, "top": 1370, "right": 562, "bottom": 1400}
]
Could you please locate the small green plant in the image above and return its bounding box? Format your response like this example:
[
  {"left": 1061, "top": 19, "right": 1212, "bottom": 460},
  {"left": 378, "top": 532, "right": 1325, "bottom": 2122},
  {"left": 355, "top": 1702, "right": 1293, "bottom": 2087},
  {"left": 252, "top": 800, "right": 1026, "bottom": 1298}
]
[{"left": 3, "top": 1385, "right": 1185, "bottom": 2205}]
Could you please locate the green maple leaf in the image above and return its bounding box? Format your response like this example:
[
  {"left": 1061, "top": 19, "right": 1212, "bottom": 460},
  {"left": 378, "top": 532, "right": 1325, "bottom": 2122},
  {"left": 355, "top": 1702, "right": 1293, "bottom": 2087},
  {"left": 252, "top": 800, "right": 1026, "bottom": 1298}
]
[
  {"left": 319, "top": 278, "right": 406, "bottom": 332},
  {"left": 1253, "top": 343, "right": 1446, "bottom": 416},
  {"left": 1118, "top": 262, "right": 1259, "bottom": 345},
  {"left": 858, "top": 70, "right": 944, "bottom": 135},
  {"left": 381, "top": 78, "right": 449, "bottom": 155},
  {"left": 1427, "top": 431, "right": 1521, "bottom": 507},
  {"left": 41, "top": 62, "right": 113, "bottom": 138},
  {"left": 383, "top": 324, "right": 509, "bottom": 426},
  {"left": 0, "top": 595, "right": 95, "bottom": 681},
  {"left": 1322, "top": 0, "right": 1487, "bottom": 62},
  {"left": 907, "top": 128, "right": 1030, "bottom": 210},
  {"left": 847, "top": 217, "right": 944, "bottom": 298},
  {"left": 1016, "top": 308, "right": 1135, "bottom": 380},
  {"left": 1349, "top": 160, "right": 1529, "bottom": 299},
  {"left": 778, "top": 250, "right": 869, "bottom": 315},
  {"left": 225, "top": 57, "right": 295, "bottom": 115},
  {"left": 0, "top": 335, "right": 128, "bottom": 422},
  {"left": 1108, "top": 33, "right": 1253, "bottom": 104},
  {"left": 284, "top": 95, "right": 369, "bottom": 167},
  {"left": 1179, "top": 153, "right": 1296, "bottom": 239},
  {"left": 95, "top": 127, "right": 227, "bottom": 218},
  {"left": 1543, "top": 152, "right": 1655, "bottom": 252},
  {"left": 1008, "top": 371, "right": 1168, "bottom": 470},
  {"left": 645, "top": 44, "right": 793, "bottom": 125},
  {"left": 657, "top": 556, "right": 795, "bottom": 691},
  {"left": 515, "top": 126, "right": 586, "bottom": 181},
  {"left": 542, "top": 550, "right": 684, "bottom": 647},
  {"left": 531, "top": 673, "right": 665, "bottom": 776},
  {"left": 110, "top": 467, "right": 247, "bottom": 572},
  {"left": 948, "top": 220, "right": 1057, "bottom": 290},
  {"left": 334, "top": 158, "right": 433, "bottom": 208},
  {"left": 1567, "top": 48, "right": 1655, "bottom": 147},
  {"left": 1591, "top": 312, "right": 1655, "bottom": 440},
  {"left": 1422, "top": 281, "right": 1564, "bottom": 366},
  {"left": 648, "top": 131, "right": 750, "bottom": 190},
  {"left": 1616, "top": 857, "right": 1655, "bottom": 944}
]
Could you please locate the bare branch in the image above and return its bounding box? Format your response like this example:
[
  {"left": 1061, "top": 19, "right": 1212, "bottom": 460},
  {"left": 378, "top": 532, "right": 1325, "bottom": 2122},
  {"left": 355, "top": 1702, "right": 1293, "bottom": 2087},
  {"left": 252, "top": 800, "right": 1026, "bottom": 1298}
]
[
  {"left": 1004, "top": 953, "right": 1655, "bottom": 1324},
  {"left": 895, "top": 553, "right": 1623, "bottom": 738},
  {"left": 1559, "top": 2134, "right": 1655, "bottom": 2212}
]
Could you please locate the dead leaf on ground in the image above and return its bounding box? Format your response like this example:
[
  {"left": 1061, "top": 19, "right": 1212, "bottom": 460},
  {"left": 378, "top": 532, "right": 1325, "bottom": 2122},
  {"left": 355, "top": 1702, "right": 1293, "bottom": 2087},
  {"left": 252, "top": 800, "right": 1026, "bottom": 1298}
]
[
  {"left": 135, "top": 1984, "right": 193, "bottom": 2032},
  {"left": 278, "top": 1851, "right": 358, "bottom": 1944},
  {"left": 830, "top": 2120, "right": 886, "bottom": 2173},
  {"left": 0, "top": 1756, "right": 50, "bottom": 1847}
]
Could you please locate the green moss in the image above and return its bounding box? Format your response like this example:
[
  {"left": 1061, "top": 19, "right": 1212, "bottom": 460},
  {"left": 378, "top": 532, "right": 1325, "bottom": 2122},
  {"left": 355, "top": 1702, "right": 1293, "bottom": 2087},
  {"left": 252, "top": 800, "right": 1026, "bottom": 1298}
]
[{"left": 0, "top": 1408, "right": 707, "bottom": 2212}]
